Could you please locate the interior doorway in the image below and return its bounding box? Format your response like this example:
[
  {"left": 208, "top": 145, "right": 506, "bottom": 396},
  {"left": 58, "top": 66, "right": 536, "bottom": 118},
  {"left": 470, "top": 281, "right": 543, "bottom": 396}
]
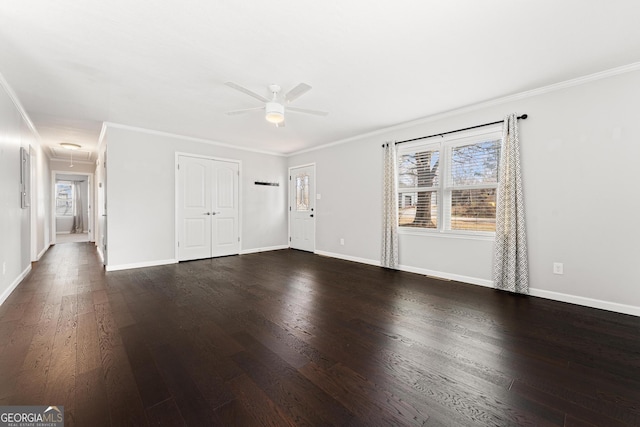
[{"left": 52, "top": 172, "right": 94, "bottom": 244}]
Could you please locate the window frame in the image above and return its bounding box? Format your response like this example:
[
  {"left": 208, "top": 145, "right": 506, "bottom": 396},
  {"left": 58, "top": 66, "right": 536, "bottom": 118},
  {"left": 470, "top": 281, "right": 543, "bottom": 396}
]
[{"left": 397, "top": 126, "right": 502, "bottom": 240}]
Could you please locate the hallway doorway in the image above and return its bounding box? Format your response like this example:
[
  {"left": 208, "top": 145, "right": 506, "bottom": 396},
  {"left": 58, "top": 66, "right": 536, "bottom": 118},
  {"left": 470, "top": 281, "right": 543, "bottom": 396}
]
[{"left": 53, "top": 172, "right": 93, "bottom": 244}]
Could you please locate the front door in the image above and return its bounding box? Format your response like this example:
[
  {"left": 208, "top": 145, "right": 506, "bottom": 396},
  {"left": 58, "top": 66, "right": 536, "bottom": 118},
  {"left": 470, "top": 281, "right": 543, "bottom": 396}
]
[
  {"left": 289, "top": 164, "right": 315, "bottom": 252},
  {"left": 177, "top": 155, "right": 239, "bottom": 261}
]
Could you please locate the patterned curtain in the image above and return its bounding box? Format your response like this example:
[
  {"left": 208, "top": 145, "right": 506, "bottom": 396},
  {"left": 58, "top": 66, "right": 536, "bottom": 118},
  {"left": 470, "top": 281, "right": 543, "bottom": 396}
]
[
  {"left": 381, "top": 143, "right": 399, "bottom": 269},
  {"left": 493, "top": 114, "right": 529, "bottom": 293}
]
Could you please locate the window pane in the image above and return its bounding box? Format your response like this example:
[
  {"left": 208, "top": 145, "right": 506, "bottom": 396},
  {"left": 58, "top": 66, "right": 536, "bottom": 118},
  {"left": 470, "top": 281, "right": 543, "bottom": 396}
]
[
  {"left": 296, "top": 174, "right": 309, "bottom": 211},
  {"left": 450, "top": 140, "right": 500, "bottom": 186},
  {"left": 56, "top": 183, "right": 73, "bottom": 216},
  {"left": 451, "top": 188, "right": 496, "bottom": 231},
  {"left": 398, "top": 191, "right": 438, "bottom": 228},
  {"left": 398, "top": 149, "right": 440, "bottom": 189}
]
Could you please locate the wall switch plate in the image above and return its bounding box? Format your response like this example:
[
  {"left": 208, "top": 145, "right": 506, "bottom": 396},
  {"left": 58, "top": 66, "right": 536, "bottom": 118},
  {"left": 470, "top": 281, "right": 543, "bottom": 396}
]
[
  {"left": 340, "top": 238, "right": 344, "bottom": 245},
  {"left": 2, "top": 261, "right": 5, "bottom": 275},
  {"left": 553, "top": 262, "right": 564, "bottom": 275},
  {"left": 316, "top": 193, "right": 321, "bottom": 200}
]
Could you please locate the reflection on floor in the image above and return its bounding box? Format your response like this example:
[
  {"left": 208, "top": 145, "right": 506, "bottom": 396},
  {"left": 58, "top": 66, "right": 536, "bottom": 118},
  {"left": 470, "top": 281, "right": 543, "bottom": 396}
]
[{"left": 55, "top": 232, "right": 89, "bottom": 244}]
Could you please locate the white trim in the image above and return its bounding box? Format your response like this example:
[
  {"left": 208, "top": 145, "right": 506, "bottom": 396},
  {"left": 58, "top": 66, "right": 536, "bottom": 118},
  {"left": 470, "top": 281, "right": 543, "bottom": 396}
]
[
  {"left": 0, "top": 71, "right": 42, "bottom": 147},
  {"left": 314, "top": 250, "right": 380, "bottom": 267},
  {"left": 37, "top": 243, "right": 51, "bottom": 261},
  {"left": 105, "top": 258, "right": 178, "bottom": 272},
  {"left": 51, "top": 171, "right": 95, "bottom": 245},
  {"left": 289, "top": 61, "right": 640, "bottom": 156},
  {"left": 528, "top": 288, "right": 640, "bottom": 317},
  {"left": 401, "top": 264, "right": 640, "bottom": 316},
  {"left": 0, "top": 265, "right": 32, "bottom": 306},
  {"left": 311, "top": 251, "right": 639, "bottom": 317},
  {"left": 240, "top": 245, "right": 289, "bottom": 255},
  {"left": 97, "top": 245, "right": 105, "bottom": 264},
  {"left": 50, "top": 158, "right": 96, "bottom": 166},
  {"left": 398, "top": 264, "right": 494, "bottom": 287},
  {"left": 103, "top": 122, "right": 285, "bottom": 157},
  {"left": 97, "top": 122, "right": 108, "bottom": 153}
]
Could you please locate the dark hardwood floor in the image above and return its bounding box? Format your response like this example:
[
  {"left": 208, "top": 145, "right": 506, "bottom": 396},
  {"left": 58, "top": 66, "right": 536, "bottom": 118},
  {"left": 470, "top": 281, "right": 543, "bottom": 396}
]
[{"left": 0, "top": 243, "right": 639, "bottom": 426}]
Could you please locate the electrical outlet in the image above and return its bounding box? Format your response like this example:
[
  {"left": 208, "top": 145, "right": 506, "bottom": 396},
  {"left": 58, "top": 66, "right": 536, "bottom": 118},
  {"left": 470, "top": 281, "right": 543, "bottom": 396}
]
[
  {"left": 340, "top": 238, "right": 344, "bottom": 245},
  {"left": 553, "top": 262, "right": 564, "bottom": 275}
]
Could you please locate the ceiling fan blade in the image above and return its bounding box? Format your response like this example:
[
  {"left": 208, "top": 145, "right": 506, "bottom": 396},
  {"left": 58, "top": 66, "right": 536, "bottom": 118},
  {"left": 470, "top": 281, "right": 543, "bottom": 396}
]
[
  {"left": 225, "top": 107, "right": 264, "bottom": 116},
  {"left": 287, "top": 106, "right": 328, "bottom": 116},
  {"left": 225, "top": 82, "right": 269, "bottom": 102},
  {"left": 284, "top": 83, "right": 312, "bottom": 103}
]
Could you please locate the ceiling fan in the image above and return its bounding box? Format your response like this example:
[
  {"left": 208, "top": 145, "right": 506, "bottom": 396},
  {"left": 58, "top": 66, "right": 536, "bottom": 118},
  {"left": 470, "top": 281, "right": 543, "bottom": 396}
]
[{"left": 224, "top": 82, "right": 328, "bottom": 127}]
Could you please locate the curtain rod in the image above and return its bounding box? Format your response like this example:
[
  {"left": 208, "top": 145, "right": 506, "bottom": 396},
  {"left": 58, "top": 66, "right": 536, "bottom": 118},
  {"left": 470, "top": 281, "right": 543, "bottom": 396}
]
[{"left": 382, "top": 114, "right": 528, "bottom": 147}]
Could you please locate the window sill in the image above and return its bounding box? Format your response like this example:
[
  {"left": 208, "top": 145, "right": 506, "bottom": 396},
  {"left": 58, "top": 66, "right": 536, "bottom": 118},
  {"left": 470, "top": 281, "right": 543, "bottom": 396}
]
[{"left": 398, "top": 228, "right": 495, "bottom": 241}]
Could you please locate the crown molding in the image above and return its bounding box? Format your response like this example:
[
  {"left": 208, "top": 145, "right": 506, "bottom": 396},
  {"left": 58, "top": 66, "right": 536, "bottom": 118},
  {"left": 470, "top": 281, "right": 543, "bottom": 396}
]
[
  {"left": 101, "top": 122, "right": 286, "bottom": 157},
  {"left": 0, "top": 70, "right": 44, "bottom": 151},
  {"left": 289, "top": 61, "right": 640, "bottom": 157}
]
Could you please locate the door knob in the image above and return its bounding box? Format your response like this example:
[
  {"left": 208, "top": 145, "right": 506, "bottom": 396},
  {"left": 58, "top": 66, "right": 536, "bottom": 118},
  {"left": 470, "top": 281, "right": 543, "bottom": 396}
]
[
  {"left": 310, "top": 214, "right": 314, "bottom": 218},
  {"left": 212, "top": 212, "right": 221, "bottom": 215},
  {"left": 204, "top": 212, "right": 211, "bottom": 215}
]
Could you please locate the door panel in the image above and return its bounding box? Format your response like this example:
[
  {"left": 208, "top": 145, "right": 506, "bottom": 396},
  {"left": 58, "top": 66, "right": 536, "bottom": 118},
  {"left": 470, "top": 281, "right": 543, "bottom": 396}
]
[
  {"left": 178, "top": 156, "right": 212, "bottom": 261},
  {"left": 290, "top": 165, "right": 315, "bottom": 252},
  {"left": 178, "top": 155, "right": 239, "bottom": 261},
  {"left": 212, "top": 161, "right": 239, "bottom": 257}
]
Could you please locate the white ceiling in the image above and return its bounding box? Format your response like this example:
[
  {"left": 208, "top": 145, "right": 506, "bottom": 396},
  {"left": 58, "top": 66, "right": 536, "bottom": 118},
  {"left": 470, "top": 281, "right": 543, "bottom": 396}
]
[{"left": 1, "top": 1, "right": 639, "bottom": 159}]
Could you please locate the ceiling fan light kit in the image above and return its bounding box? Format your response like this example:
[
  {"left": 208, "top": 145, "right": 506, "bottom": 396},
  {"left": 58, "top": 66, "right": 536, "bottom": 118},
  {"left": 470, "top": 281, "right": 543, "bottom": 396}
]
[
  {"left": 60, "top": 142, "right": 81, "bottom": 150},
  {"left": 265, "top": 102, "right": 284, "bottom": 124},
  {"left": 225, "top": 81, "right": 327, "bottom": 127}
]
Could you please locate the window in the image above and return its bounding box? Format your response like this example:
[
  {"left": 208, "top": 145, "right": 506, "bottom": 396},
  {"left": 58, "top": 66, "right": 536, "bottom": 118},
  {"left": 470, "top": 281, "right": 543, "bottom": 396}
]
[
  {"left": 56, "top": 182, "right": 73, "bottom": 216},
  {"left": 397, "top": 128, "right": 501, "bottom": 235}
]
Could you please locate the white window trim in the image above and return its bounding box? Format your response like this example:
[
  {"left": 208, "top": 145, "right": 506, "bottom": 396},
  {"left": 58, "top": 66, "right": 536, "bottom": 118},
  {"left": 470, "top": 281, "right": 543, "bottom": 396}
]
[{"left": 397, "top": 125, "right": 501, "bottom": 240}]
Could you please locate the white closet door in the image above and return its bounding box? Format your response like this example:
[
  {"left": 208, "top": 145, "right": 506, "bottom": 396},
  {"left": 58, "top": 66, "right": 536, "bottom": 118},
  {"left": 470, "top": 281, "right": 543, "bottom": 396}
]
[
  {"left": 211, "top": 160, "right": 239, "bottom": 257},
  {"left": 177, "top": 155, "right": 240, "bottom": 261},
  {"left": 178, "top": 155, "right": 213, "bottom": 261}
]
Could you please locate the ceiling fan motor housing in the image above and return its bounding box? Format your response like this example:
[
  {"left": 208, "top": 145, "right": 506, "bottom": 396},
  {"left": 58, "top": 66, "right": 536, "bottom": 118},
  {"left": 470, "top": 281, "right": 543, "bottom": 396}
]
[{"left": 265, "top": 101, "right": 285, "bottom": 123}]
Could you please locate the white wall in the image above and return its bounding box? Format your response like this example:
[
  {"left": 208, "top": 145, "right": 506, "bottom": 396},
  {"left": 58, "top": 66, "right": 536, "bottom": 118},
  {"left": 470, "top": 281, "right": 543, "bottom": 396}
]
[
  {"left": 0, "top": 75, "right": 50, "bottom": 305},
  {"left": 103, "top": 125, "right": 288, "bottom": 269},
  {"left": 289, "top": 68, "right": 640, "bottom": 316}
]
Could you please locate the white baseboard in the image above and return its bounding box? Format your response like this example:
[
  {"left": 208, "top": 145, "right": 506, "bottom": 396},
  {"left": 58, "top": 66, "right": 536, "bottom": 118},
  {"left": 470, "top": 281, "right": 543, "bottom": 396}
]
[
  {"left": 36, "top": 243, "right": 51, "bottom": 261},
  {"left": 314, "top": 250, "right": 380, "bottom": 267},
  {"left": 310, "top": 250, "right": 639, "bottom": 317},
  {"left": 397, "top": 264, "right": 494, "bottom": 288},
  {"left": 105, "top": 259, "right": 178, "bottom": 272},
  {"left": 240, "top": 245, "right": 289, "bottom": 255},
  {"left": 528, "top": 288, "right": 640, "bottom": 317},
  {"left": 0, "top": 264, "right": 32, "bottom": 306}
]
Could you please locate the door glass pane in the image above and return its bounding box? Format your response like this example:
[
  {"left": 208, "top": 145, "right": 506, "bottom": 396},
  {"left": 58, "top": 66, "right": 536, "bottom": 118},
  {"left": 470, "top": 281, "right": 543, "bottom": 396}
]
[{"left": 296, "top": 174, "right": 310, "bottom": 211}]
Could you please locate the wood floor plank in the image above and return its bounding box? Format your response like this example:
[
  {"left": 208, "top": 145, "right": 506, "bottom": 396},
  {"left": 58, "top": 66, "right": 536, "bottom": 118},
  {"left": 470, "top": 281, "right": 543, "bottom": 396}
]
[{"left": 75, "top": 368, "right": 111, "bottom": 427}]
